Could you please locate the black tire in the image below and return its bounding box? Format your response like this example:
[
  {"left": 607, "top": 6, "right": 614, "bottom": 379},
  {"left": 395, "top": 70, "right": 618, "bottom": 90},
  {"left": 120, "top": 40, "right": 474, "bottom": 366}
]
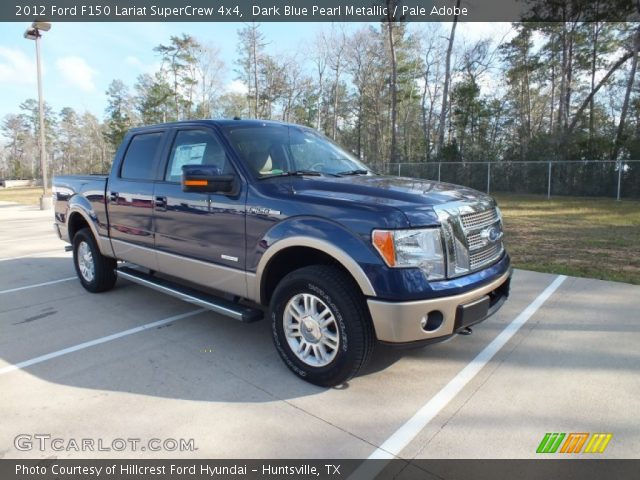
[
  {"left": 72, "top": 228, "right": 117, "bottom": 293},
  {"left": 270, "top": 265, "right": 374, "bottom": 387}
]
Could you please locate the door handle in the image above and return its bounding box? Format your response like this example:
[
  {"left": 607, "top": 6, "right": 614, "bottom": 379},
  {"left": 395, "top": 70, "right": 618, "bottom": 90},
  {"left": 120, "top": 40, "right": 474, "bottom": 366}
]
[
  {"left": 109, "top": 191, "right": 118, "bottom": 202},
  {"left": 154, "top": 196, "right": 167, "bottom": 210}
]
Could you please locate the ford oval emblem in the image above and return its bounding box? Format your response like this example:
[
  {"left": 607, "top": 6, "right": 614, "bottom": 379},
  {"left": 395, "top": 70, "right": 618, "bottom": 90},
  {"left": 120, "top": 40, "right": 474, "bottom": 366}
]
[{"left": 481, "top": 225, "right": 503, "bottom": 243}]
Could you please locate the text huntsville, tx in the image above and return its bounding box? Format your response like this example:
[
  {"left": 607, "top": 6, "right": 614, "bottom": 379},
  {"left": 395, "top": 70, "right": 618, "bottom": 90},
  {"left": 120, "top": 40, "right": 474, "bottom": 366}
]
[
  {"left": 15, "top": 463, "right": 343, "bottom": 477},
  {"left": 15, "top": 4, "right": 469, "bottom": 19}
]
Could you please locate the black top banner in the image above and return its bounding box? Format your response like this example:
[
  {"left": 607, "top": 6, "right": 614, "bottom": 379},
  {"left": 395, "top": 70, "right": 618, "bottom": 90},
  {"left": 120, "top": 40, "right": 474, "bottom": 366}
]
[{"left": 4, "top": 0, "right": 639, "bottom": 22}]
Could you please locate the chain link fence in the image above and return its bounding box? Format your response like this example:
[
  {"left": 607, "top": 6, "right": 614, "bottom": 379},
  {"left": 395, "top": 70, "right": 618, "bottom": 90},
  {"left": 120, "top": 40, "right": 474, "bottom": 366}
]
[{"left": 371, "top": 160, "right": 640, "bottom": 199}]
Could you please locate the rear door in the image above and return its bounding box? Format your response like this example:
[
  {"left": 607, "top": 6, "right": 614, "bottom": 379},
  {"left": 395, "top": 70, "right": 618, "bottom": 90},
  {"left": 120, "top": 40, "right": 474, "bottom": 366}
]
[
  {"left": 108, "top": 129, "right": 166, "bottom": 269},
  {"left": 153, "top": 126, "right": 247, "bottom": 297}
]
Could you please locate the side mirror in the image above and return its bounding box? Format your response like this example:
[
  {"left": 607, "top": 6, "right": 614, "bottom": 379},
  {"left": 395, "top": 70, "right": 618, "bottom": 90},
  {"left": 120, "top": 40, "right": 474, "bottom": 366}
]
[{"left": 181, "top": 164, "right": 238, "bottom": 195}]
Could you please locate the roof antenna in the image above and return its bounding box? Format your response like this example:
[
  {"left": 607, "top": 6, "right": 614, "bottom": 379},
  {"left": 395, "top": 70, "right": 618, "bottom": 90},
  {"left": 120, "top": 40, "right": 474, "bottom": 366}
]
[{"left": 233, "top": 116, "right": 241, "bottom": 120}]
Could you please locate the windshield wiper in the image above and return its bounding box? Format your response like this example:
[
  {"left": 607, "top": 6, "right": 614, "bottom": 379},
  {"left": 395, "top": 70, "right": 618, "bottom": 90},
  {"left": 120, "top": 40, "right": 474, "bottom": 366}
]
[
  {"left": 336, "top": 169, "right": 370, "bottom": 176},
  {"left": 258, "top": 170, "right": 323, "bottom": 179}
]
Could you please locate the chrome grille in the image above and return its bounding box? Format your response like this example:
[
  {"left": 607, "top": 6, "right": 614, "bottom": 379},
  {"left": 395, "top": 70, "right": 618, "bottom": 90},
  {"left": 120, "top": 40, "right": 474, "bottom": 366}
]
[
  {"left": 436, "top": 203, "right": 504, "bottom": 279},
  {"left": 469, "top": 242, "right": 502, "bottom": 270},
  {"left": 461, "top": 207, "right": 503, "bottom": 272},
  {"left": 466, "top": 232, "right": 486, "bottom": 251},
  {"left": 460, "top": 209, "right": 500, "bottom": 230}
]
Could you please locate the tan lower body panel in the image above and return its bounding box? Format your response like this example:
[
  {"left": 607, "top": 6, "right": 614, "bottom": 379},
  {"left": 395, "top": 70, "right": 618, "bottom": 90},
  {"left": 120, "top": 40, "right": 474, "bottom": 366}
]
[
  {"left": 367, "top": 270, "right": 512, "bottom": 343},
  {"left": 110, "top": 239, "right": 254, "bottom": 300}
]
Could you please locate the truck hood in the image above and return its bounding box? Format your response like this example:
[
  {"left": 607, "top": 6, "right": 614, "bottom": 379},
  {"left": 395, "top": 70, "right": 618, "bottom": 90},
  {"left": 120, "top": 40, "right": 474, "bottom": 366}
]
[{"left": 290, "top": 175, "right": 494, "bottom": 227}]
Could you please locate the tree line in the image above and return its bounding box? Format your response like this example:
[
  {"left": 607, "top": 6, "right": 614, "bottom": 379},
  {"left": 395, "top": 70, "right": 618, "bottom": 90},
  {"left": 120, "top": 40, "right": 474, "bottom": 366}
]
[{"left": 2, "top": 11, "right": 640, "bottom": 196}]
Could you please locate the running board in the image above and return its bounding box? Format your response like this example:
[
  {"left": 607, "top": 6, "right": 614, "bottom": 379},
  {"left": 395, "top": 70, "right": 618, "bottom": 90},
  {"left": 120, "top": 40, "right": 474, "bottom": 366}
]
[{"left": 117, "top": 266, "right": 262, "bottom": 323}]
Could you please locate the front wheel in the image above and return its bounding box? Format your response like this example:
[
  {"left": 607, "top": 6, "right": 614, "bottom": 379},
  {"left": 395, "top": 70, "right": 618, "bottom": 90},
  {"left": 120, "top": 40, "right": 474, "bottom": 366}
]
[
  {"left": 270, "top": 265, "right": 374, "bottom": 387},
  {"left": 73, "top": 228, "right": 117, "bottom": 293}
]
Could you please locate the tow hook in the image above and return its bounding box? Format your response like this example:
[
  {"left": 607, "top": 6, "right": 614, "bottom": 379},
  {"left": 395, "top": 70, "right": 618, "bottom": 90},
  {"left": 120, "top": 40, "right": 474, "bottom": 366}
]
[{"left": 459, "top": 326, "right": 473, "bottom": 335}]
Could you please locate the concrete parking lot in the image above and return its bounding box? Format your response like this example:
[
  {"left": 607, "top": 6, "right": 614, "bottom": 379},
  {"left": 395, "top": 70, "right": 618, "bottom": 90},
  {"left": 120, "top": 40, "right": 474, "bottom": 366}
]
[{"left": 1, "top": 201, "right": 638, "bottom": 462}]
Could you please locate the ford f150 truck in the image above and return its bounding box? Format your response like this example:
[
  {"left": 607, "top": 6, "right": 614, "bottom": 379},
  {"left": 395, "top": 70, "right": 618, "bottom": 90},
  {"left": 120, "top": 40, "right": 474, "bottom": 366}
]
[{"left": 53, "top": 119, "right": 511, "bottom": 386}]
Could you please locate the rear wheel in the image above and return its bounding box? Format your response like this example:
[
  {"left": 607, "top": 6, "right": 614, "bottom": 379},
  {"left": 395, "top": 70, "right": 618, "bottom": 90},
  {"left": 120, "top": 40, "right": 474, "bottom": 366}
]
[
  {"left": 73, "top": 228, "right": 117, "bottom": 293},
  {"left": 270, "top": 265, "right": 374, "bottom": 387}
]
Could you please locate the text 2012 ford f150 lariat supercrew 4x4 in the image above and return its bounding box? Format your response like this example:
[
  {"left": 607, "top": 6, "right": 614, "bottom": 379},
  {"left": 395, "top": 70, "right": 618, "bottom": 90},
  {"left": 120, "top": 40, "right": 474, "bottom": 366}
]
[{"left": 53, "top": 119, "right": 511, "bottom": 386}]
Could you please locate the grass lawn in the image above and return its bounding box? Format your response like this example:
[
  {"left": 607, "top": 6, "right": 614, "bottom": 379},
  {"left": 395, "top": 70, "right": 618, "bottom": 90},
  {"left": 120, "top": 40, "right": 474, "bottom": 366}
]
[
  {"left": 495, "top": 194, "right": 640, "bottom": 285},
  {"left": 0, "top": 187, "right": 46, "bottom": 206},
  {"left": 1, "top": 187, "right": 638, "bottom": 284}
]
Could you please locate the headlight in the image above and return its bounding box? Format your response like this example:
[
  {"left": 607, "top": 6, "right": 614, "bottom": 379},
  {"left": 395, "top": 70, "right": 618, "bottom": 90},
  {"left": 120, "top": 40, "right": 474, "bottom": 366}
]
[{"left": 372, "top": 228, "right": 446, "bottom": 280}]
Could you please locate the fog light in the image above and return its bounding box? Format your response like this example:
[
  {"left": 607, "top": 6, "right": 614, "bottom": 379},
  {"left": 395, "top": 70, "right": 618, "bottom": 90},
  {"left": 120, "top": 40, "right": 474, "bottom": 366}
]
[{"left": 421, "top": 311, "right": 444, "bottom": 332}]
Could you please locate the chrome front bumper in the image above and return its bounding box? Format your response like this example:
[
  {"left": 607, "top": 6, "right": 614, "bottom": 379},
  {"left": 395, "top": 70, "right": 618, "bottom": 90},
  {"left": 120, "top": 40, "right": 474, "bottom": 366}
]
[{"left": 367, "top": 269, "right": 512, "bottom": 344}]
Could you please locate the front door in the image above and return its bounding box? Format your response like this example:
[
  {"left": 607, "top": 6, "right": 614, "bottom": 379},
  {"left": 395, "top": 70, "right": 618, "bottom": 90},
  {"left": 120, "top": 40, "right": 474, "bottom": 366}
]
[{"left": 153, "top": 127, "right": 247, "bottom": 297}]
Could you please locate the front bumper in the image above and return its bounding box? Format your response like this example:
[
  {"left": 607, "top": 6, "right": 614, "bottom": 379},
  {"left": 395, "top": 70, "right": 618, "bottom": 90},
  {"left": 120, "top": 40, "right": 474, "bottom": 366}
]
[{"left": 367, "top": 269, "right": 512, "bottom": 344}]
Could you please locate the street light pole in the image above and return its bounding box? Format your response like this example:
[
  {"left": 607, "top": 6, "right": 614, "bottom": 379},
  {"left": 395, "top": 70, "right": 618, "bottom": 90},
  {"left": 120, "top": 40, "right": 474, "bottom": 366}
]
[
  {"left": 24, "top": 21, "right": 52, "bottom": 210},
  {"left": 35, "top": 33, "right": 48, "bottom": 209}
]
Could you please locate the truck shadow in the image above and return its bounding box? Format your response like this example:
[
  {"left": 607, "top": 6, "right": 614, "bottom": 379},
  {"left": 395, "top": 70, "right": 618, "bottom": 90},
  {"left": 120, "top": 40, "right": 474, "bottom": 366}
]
[{"left": 1, "top": 257, "right": 411, "bottom": 402}]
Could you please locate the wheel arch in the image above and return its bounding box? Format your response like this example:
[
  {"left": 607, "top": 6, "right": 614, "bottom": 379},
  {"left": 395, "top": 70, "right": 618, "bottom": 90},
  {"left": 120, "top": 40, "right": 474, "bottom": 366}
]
[
  {"left": 255, "top": 237, "right": 377, "bottom": 305},
  {"left": 67, "top": 210, "right": 92, "bottom": 242},
  {"left": 66, "top": 203, "right": 112, "bottom": 257}
]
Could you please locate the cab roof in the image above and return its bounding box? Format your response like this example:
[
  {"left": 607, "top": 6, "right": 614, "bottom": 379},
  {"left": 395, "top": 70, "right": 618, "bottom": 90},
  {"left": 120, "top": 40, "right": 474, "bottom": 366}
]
[{"left": 128, "top": 118, "right": 293, "bottom": 133}]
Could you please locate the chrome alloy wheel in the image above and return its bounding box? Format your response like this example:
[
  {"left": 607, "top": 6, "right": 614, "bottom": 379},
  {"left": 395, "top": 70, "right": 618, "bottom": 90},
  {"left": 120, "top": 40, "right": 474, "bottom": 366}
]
[
  {"left": 77, "top": 241, "right": 95, "bottom": 282},
  {"left": 283, "top": 293, "right": 340, "bottom": 367}
]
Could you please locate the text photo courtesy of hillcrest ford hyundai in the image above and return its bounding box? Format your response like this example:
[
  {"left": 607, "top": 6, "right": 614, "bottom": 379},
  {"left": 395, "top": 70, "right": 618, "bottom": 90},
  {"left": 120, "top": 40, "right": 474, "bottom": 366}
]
[{"left": 0, "top": 1, "right": 639, "bottom": 479}]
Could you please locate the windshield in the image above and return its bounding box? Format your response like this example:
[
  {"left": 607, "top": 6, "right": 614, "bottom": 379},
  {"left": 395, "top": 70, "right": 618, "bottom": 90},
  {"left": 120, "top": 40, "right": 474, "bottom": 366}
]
[{"left": 221, "top": 124, "right": 372, "bottom": 178}]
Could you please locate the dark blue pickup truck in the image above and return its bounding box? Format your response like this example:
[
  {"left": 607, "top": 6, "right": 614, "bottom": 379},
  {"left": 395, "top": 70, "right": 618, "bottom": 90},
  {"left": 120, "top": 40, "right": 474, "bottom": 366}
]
[{"left": 53, "top": 119, "right": 511, "bottom": 386}]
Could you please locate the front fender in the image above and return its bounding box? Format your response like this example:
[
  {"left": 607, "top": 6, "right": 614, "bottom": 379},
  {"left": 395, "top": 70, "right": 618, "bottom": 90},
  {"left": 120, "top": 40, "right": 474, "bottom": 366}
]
[{"left": 251, "top": 217, "right": 382, "bottom": 302}]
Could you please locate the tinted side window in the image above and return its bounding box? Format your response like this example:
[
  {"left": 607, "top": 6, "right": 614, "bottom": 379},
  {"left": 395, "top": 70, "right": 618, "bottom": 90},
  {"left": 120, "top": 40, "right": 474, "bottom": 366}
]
[
  {"left": 165, "top": 129, "right": 232, "bottom": 182},
  {"left": 120, "top": 132, "right": 163, "bottom": 180}
]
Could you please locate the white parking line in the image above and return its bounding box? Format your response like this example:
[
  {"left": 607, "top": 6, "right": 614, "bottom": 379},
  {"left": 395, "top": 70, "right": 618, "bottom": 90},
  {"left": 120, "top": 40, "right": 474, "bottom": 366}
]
[
  {"left": 0, "top": 277, "right": 76, "bottom": 295},
  {"left": 0, "top": 309, "right": 206, "bottom": 376},
  {"left": 351, "top": 275, "right": 567, "bottom": 478}
]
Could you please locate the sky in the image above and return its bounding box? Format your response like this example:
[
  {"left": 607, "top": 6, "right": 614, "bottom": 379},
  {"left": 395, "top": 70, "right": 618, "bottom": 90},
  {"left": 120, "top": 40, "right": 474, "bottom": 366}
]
[{"left": 0, "top": 21, "right": 514, "bottom": 124}]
